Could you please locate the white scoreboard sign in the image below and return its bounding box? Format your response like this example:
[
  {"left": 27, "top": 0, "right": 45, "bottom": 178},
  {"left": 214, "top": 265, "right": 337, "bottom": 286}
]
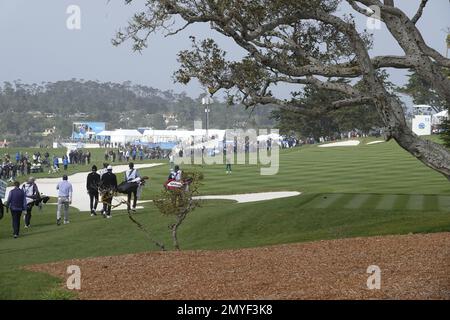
[{"left": 412, "top": 115, "right": 431, "bottom": 136}]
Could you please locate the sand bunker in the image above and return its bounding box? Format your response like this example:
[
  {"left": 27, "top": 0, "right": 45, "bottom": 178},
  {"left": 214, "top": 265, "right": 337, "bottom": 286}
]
[
  {"left": 318, "top": 140, "right": 360, "bottom": 148},
  {"left": 196, "top": 191, "right": 301, "bottom": 203},
  {"left": 367, "top": 140, "right": 385, "bottom": 145}
]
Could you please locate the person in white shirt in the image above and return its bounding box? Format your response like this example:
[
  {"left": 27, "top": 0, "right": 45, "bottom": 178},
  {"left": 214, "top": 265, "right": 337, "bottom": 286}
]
[
  {"left": 124, "top": 162, "right": 140, "bottom": 213},
  {"left": 21, "top": 177, "right": 40, "bottom": 228},
  {"left": 56, "top": 175, "right": 73, "bottom": 225},
  {"left": 174, "top": 165, "right": 182, "bottom": 182}
]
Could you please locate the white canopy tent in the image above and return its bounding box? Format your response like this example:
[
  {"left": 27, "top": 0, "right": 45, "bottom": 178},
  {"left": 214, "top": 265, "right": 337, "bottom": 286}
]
[
  {"left": 431, "top": 110, "right": 448, "bottom": 125},
  {"left": 142, "top": 129, "right": 226, "bottom": 143},
  {"left": 257, "top": 133, "right": 281, "bottom": 142},
  {"left": 97, "top": 129, "right": 143, "bottom": 145}
]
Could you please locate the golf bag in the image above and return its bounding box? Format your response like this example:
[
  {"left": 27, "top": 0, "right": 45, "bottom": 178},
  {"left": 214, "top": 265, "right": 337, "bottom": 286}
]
[
  {"left": 164, "top": 178, "right": 193, "bottom": 191},
  {"left": 164, "top": 179, "right": 183, "bottom": 190},
  {"left": 27, "top": 195, "right": 50, "bottom": 211},
  {"left": 117, "top": 181, "right": 139, "bottom": 194},
  {"left": 100, "top": 190, "right": 114, "bottom": 202},
  {"left": 117, "top": 176, "right": 148, "bottom": 198}
]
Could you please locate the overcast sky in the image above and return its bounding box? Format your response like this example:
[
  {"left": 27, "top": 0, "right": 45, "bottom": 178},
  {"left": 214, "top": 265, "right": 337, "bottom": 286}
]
[{"left": 0, "top": 0, "right": 448, "bottom": 99}]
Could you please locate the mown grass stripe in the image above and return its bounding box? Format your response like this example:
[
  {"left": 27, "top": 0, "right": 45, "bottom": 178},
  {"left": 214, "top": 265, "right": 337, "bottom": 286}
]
[
  {"left": 424, "top": 195, "right": 439, "bottom": 212},
  {"left": 438, "top": 196, "right": 450, "bottom": 212},
  {"left": 344, "top": 194, "right": 372, "bottom": 209},
  {"left": 406, "top": 195, "right": 425, "bottom": 211},
  {"left": 311, "top": 194, "right": 345, "bottom": 209},
  {"left": 375, "top": 195, "right": 398, "bottom": 210},
  {"left": 393, "top": 195, "right": 409, "bottom": 211}
]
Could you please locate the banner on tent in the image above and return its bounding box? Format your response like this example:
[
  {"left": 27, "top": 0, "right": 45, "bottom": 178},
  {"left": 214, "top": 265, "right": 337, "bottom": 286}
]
[{"left": 412, "top": 115, "right": 431, "bottom": 136}]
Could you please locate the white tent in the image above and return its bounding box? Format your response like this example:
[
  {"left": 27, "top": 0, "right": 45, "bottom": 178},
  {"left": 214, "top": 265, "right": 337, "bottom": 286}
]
[
  {"left": 142, "top": 129, "right": 226, "bottom": 143},
  {"left": 97, "top": 130, "right": 114, "bottom": 137},
  {"left": 98, "top": 129, "right": 142, "bottom": 145},
  {"left": 434, "top": 110, "right": 448, "bottom": 118},
  {"left": 257, "top": 133, "right": 281, "bottom": 141},
  {"left": 432, "top": 110, "right": 448, "bottom": 125}
]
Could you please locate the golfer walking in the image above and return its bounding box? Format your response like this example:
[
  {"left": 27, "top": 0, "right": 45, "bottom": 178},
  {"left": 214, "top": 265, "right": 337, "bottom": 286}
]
[
  {"left": 124, "top": 162, "right": 140, "bottom": 213},
  {"left": 86, "top": 165, "right": 100, "bottom": 216},
  {"left": 56, "top": 175, "right": 73, "bottom": 225},
  {"left": 101, "top": 165, "right": 117, "bottom": 218},
  {"left": 6, "top": 181, "right": 27, "bottom": 238}
]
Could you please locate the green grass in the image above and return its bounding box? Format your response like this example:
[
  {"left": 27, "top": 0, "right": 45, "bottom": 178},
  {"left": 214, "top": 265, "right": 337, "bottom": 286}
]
[{"left": 0, "top": 138, "right": 449, "bottom": 299}]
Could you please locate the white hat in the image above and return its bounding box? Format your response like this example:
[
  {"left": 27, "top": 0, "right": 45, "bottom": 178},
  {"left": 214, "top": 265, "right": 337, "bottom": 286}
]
[{"left": 107, "top": 165, "right": 113, "bottom": 170}]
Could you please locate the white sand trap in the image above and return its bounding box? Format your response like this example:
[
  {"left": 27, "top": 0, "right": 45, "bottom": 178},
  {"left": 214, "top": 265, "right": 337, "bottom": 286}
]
[
  {"left": 109, "top": 191, "right": 302, "bottom": 208},
  {"left": 196, "top": 191, "right": 301, "bottom": 203},
  {"left": 367, "top": 140, "right": 385, "bottom": 145},
  {"left": 4, "top": 163, "right": 164, "bottom": 212},
  {"left": 318, "top": 140, "right": 360, "bottom": 148},
  {"left": 114, "top": 191, "right": 302, "bottom": 207}
]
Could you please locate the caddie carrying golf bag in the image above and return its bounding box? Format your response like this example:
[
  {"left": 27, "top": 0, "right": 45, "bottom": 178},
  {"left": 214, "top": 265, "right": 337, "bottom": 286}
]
[
  {"left": 117, "top": 181, "right": 138, "bottom": 194},
  {"left": 117, "top": 176, "right": 148, "bottom": 197}
]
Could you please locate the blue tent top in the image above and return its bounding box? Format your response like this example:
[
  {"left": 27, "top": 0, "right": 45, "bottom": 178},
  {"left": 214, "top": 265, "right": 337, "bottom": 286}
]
[{"left": 134, "top": 142, "right": 177, "bottom": 150}]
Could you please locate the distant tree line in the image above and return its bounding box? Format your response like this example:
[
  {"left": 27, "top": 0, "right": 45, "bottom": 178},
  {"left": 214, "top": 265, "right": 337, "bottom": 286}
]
[
  {"left": 0, "top": 79, "right": 276, "bottom": 146},
  {"left": 271, "top": 84, "right": 383, "bottom": 139}
]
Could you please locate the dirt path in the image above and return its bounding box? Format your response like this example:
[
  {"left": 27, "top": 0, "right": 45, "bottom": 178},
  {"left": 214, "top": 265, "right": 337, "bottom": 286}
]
[{"left": 28, "top": 232, "right": 450, "bottom": 300}]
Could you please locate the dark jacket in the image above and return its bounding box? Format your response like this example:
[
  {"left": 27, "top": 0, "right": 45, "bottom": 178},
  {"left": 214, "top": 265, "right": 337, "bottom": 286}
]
[
  {"left": 7, "top": 187, "right": 27, "bottom": 212},
  {"left": 86, "top": 172, "right": 100, "bottom": 192},
  {"left": 101, "top": 171, "right": 118, "bottom": 190}
]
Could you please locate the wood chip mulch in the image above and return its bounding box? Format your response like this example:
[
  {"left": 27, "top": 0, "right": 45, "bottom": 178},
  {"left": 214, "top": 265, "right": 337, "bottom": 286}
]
[{"left": 27, "top": 232, "right": 450, "bottom": 300}]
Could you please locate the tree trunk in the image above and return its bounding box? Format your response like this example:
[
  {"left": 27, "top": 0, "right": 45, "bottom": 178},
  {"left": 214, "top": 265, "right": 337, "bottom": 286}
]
[
  {"left": 381, "top": 98, "right": 450, "bottom": 181},
  {"left": 171, "top": 223, "right": 180, "bottom": 250},
  {"left": 171, "top": 214, "right": 185, "bottom": 250},
  {"left": 393, "top": 127, "right": 450, "bottom": 181}
]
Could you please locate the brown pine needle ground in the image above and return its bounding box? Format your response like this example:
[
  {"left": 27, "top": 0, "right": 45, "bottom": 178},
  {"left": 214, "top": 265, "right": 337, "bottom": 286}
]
[{"left": 28, "top": 232, "right": 450, "bottom": 300}]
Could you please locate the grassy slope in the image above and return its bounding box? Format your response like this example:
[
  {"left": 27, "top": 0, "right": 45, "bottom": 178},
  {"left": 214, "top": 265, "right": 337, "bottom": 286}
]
[{"left": 0, "top": 137, "right": 449, "bottom": 299}]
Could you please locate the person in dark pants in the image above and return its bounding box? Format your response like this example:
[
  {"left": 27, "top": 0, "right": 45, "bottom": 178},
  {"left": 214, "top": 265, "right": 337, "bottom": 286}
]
[
  {"left": 86, "top": 165, "right": 100, "bottom": 216},
  {"left": 124, "top": 162, "right": 140, "bottom": 213},
  {"left": 100, "top": 165, "right": 117, "bottom": 218},
  {"left": 21, "top": 177, "right": 40, "bottom": 228},
  {"left": 6, "top": 181, "right": 27, "bottom": 238}
]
